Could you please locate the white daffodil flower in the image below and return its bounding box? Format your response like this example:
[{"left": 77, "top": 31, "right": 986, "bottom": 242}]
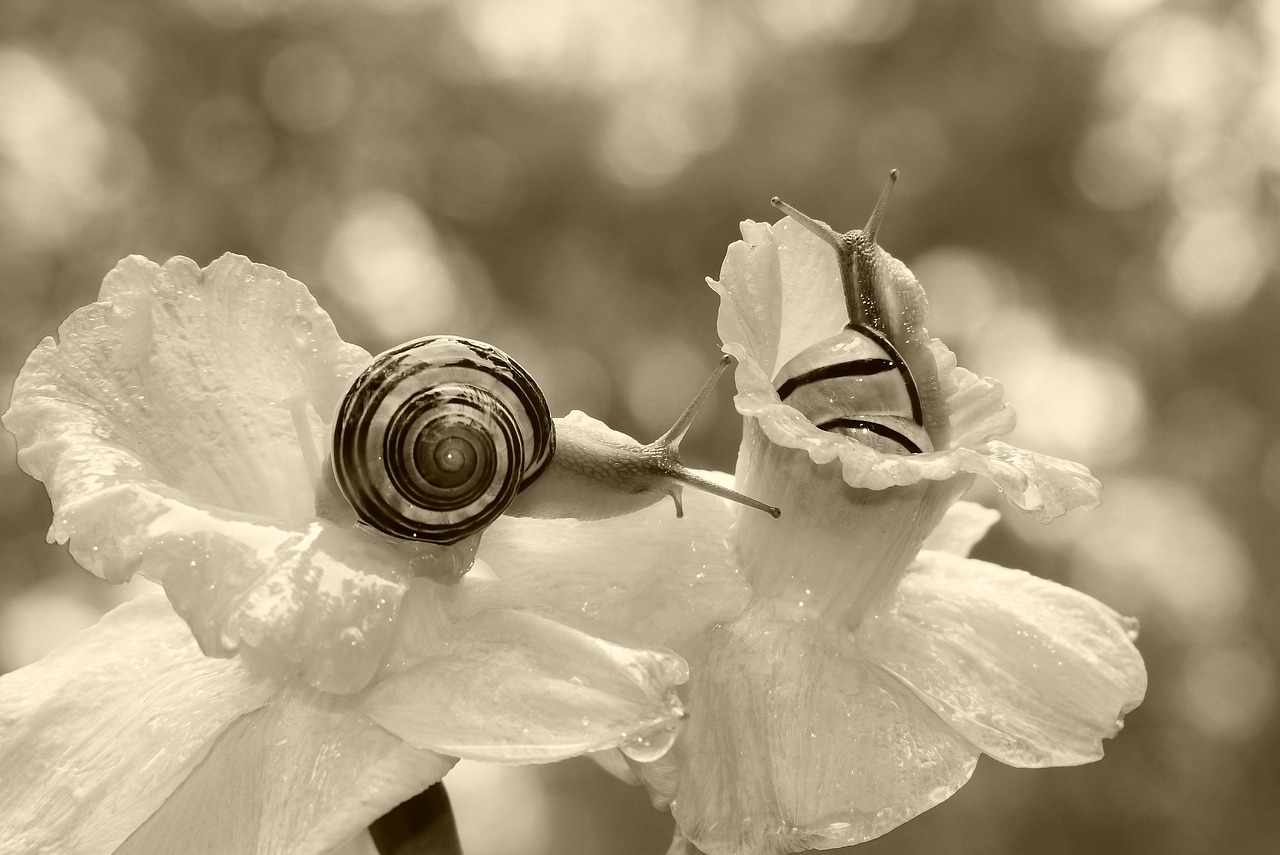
[
  {"left": 477, "top": 215, "right": 1148, "bottom": 855},
  {"left": 0, "top": 254, "right": 687, "bottom": 855}
]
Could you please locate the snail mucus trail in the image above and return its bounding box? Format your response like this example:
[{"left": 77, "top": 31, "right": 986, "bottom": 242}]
[
  {"left": 325, "top": 336, "right": 779, "bottom": 545},
  {"left": 769, "top": 170, "right": 946, "bottom": 456}
]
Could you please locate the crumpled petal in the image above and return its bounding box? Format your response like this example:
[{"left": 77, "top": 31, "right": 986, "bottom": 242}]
[
  {"left": 475, "top": 479, "right": 752, "bottom": 655},
  {"left": 643, "top": 600, "right": 979, "bottom": 855},
  {"left": 712, "top": 219, "right": 1100, "bottom": 522},
  {"left": 858, "top": 551, "right": 1147, "bottom": 767},
  {"left": 145, "top": 496, "right": 420, "bottom": 695},
  {"left": 1, "top": 253, "right": 465, "bottom": 694},
  {"left": 38, "top": 480, "right": 421, "bottom": 694},
  {"left": 0, "top": 594, "right": 276, "bottom": 855},
  {"left": 114, "top": 680, "right": 454, "bottom": 855},
  {"left": 361, "top": 583, "right": 688, "bottom": 763}
]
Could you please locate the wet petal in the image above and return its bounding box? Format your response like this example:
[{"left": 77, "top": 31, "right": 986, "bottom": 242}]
[
  {"left": 712, "top": 220, "right": 807, "bottom": 375},
  {"left": 4, "top": 253, "right": 369, "bottom": 528},
  {"left": 734, "top": 418, "right": 970, "bottom": 625},
  {"left": 930, "top": 341, "right": 1014, "bottom": 448},
  {"left": 646, "top": 600, "right": 978, "bottom": 854},
  {"left": 362, "top": 583, "right": 687, "bottom": 763},
  {"left": 0, "top": 595, "right": 275, "bottom": 855},
  {"left": 477, "top": 479, "right": 751, "bottom": 654},
  {"left": 114, "top": 680, "right": 454, "bottom": 855},
  {"left": 859, "top": 551, "right": 1147, "bottom": 767},
  {"left": 921, "top": 501, "right": 1001, "bottom": 557}
]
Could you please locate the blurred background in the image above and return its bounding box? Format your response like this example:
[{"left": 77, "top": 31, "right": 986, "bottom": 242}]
[{"left": 1, "top": 0, "right": 1278, "bottom": 852}]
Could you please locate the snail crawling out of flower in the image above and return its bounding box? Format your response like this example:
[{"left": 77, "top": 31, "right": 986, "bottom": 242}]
[
  {"left": 769, "top": 169, "right": 947, "bottom": 456},
  {"left": 325, "top": 331, "right": 780, "bottom": 545}
]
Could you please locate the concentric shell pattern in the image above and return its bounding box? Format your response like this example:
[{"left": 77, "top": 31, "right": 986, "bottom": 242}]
[{"left": 331, "top": 335, "right": 554, "bottom": 543}]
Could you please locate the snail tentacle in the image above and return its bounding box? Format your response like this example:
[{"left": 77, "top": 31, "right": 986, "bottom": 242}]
[{"left": 504, "top": 356, "right": 780, "bottom": 521}]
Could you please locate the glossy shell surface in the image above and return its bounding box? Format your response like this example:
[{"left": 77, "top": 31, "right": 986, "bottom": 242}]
[
  {"left": 332, "top": 335, "right": 554, "bottom": 543},
  {"left": 773, "top": 324, "right": 932, "bottom": 456}
]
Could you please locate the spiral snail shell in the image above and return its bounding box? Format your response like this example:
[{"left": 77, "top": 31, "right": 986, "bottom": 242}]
[
  {"left": 331, "top": 335, "right": 554, "bottom": 544},
  {"left": 770, "top": 170, "right": 945, "bottom": 455}
]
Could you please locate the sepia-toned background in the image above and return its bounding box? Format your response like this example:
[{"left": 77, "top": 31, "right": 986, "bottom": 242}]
[{"left": 2, "top": 1, "right": 1278, "bottom": 853}]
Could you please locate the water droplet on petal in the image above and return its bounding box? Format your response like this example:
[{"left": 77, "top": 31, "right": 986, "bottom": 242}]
[
  {"left": 620, "top": 727, "right": 678, "bottom": 763},
  {"left": 580, "top": 715, "right": 591, "bottom": 727}
]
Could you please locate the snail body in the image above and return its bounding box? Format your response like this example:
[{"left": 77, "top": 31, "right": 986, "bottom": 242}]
[
  {"left": 329, "top": 336, "right": 777, "bottom": 544},
  {"left": 770, "top": 171, "right": 945, "bottom": 455}
]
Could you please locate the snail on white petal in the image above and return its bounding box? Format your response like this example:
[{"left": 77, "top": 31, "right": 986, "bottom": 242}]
[
  {"left": 328, "top": 335, "right": 778, "bottom": 544},
  {"left": 770, "top": 170, "right": 949, "bottom": 454}
]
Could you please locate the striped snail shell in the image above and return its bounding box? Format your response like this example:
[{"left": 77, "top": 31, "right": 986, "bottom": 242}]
[
  {"left": 331, "top": 335, "right": 554, "bottom": 544},
  {"left": 772, "top": 324, "right": 929, "bottom": 455},
  {"left": 771, "top": 170, "right": 934, "bottom": 456}
]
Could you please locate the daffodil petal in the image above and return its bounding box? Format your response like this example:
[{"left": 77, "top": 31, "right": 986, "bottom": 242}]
[
  {"left": 476, "top": 480, "right": 751, "bottom": 654},
  {"left": 0, "top": 594, "right": 275, "bottom": 855},
  {"left": 921, "top": 500, "right": 1001, "bottom": 557},
  {"left": 362, "top": 587, "right": 688, "bottom": 764},
  {"left": 859, "top": 551, "right": 1147, "bottom": 767},
  {"left": 647, "top": 600, "right": 979, "bottom": 855},
  {"left": 931, "top": 341, "right": 1015, "bottom": 448},
  {"left": 4, "top": 253, "right": 369, "bottom": 528},
  {"left": 114, "top": 680, "right": 454, "bottom": 855}
]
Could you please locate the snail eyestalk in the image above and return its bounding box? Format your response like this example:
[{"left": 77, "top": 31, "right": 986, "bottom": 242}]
[
  {"left": 649, "top": 354, "right": 780, "bottom": 519},
  {"left": 769, "top": 197, "right": 845, "bottom": 251},
  {"left": 664, "top": 467, "right": 782, "bottom": 519},
  {"left": 500, "top": 354, "right": 780, "bottom": 522},
  {"left": 655, "top": 354, "right": 732, "bottom": 450},
  {"left": 863, "top": 168, "right": 898, "bottom": 244},
  {"left": 772, "top": 168, "right": 900, "bottom": 335}
]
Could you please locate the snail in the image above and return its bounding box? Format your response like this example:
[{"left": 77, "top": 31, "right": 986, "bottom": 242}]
[
  {"left": 329, "top": 334, "right": 779, "bottom": 544},
  {"left": 769, "top": 170, "right": 948, "bottom": 455}
]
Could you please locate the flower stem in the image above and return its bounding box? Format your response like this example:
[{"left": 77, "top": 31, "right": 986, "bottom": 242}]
[{"left": 369, "top": 783, "right": 464, "bottom": 855}]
